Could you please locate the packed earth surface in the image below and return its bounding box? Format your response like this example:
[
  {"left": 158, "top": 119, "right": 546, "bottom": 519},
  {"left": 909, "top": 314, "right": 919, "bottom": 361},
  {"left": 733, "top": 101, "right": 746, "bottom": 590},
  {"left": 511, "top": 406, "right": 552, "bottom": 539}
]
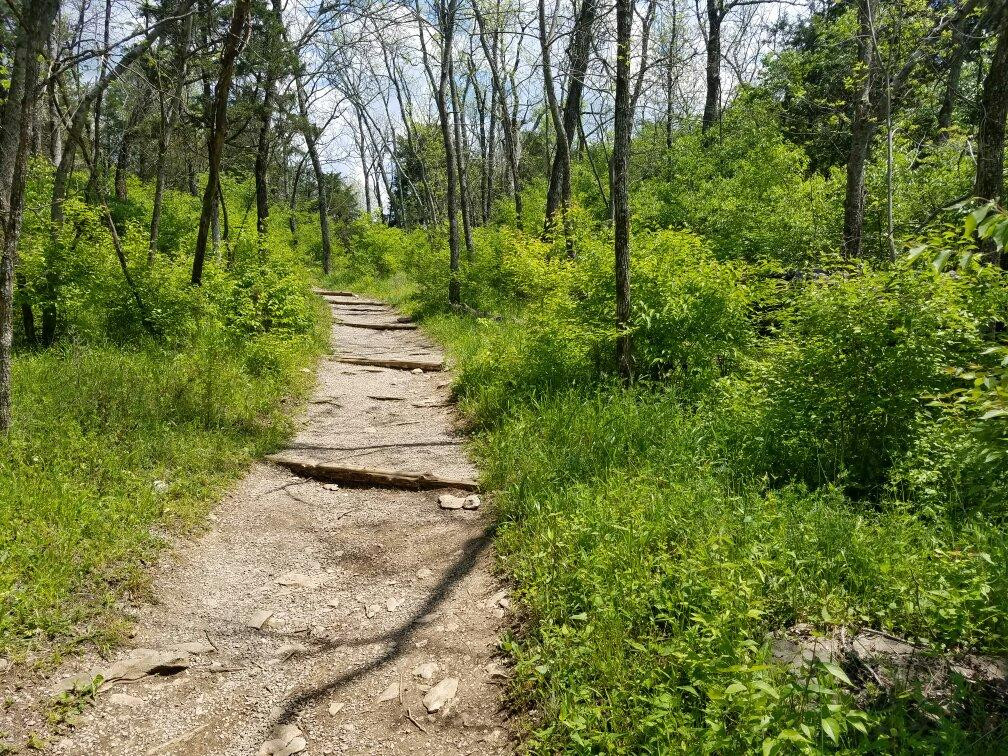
[{"left": 2, "top": 293, "right": 512, "bottom": 755}]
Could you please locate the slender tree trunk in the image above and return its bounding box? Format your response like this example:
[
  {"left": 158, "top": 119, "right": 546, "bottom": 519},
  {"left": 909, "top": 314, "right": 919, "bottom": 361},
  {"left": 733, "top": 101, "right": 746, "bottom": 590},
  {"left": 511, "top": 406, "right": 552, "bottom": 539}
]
[
  {"left": 420, "top": 0, "right": 461, "bottom": 304},
  {"left": 543, "top": 0, "right": 596, "bottom": 229},
  {"left": 976, "top": 7, "right": 1008, "bottom": 265},
  {"left": 295, "top": 75, "right": 333, "bottom": 274},
  {"left": 253, "top": 0, "right": 284, "bottom": 252},
  {"left": 356, "top": 109, "right": 372, "bottom": 216},
  {"left": 254, "top": 78, "right": 277, "bottom": 244},
  {"left": 449, "top": 54, "right": 475, "bottom": 260},
  {"left": 114, "top": 96, "right": 152, "bottom": 204},
  {"left": 937, "top": 17, "right": 968, "bottom": 139},
  {"left": 0, "top": 0, "right": 61, "bottom": 431},
  {"left": 472, "top": 2, "right": 523, "bottom": 229},
  {"left": 485, "top": 39, "right": 498, "bottom": 221},
  {"left": 289, "top": 154, "right": 305, "bottom": 243},
  {"left": 614, "top": 0, "right": 632, "bottom": 378},
  {"left": 150, "top": 94, "right": 174, "bottom": 255},
  {"left": 702, "top": 0, "right": 722, "bottom": 134},
  {"left": 192, "top": 0, "right": 251, "bottom": 285},
  {"left": 842, "top": 0, "right": 877, "bottom": 259},
  {"left": 85, "top": 0, "right": 113, "bottom": 200},
  {"left": 46, "top": 46, "right": 62, "bottom": 166}
]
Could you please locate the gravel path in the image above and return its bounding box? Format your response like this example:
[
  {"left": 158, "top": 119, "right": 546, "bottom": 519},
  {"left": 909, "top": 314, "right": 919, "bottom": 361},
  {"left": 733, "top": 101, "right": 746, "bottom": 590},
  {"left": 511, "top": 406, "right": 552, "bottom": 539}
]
[{"left": 3, "top": 294, "right": 511, "bottom": 755}]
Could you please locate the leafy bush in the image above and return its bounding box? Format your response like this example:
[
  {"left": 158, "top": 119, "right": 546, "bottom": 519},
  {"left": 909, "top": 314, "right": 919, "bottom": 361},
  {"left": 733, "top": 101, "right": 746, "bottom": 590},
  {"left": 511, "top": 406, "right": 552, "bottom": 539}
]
[{"left": 744, "top": 266, "right": 988, "bottom": 493}]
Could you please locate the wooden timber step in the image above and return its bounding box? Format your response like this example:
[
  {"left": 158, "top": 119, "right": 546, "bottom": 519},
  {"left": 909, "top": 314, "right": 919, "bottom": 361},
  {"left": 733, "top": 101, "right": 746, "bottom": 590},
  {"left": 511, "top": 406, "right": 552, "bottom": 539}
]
[
  {"left": 323, "top": 295, "right": 385, "bottom": 306},
  {"left": 313, "top": 288, "right": 357, "bottom": 297},
  {"left": 337, "top": 355, "right": 444, "bottom": 371},
  {"left": 267, "top": 454, "right": 479, "bottom": 492},
  {"left": 337, "top": 320, "right": 418, "bottom": 331}
]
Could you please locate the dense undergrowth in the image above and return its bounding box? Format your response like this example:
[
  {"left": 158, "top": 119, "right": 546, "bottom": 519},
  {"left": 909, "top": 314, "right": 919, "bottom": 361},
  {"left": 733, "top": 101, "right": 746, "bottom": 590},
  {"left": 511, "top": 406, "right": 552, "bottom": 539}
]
[
  {"left": 328, "top": 108, "right": 1008, "bottom": 751},
  {"left": 0, "top": 165, "right": 329, "bottom": 660}
]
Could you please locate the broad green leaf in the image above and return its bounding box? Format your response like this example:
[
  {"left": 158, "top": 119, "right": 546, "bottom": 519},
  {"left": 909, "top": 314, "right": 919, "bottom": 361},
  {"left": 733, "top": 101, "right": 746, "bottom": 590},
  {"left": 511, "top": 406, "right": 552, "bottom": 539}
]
[
  {"left": 822, "top": 662, "right": 852, "bottom": 686},
  {"left": 821, "top": 717, "right": 840, "bottom": 743}
]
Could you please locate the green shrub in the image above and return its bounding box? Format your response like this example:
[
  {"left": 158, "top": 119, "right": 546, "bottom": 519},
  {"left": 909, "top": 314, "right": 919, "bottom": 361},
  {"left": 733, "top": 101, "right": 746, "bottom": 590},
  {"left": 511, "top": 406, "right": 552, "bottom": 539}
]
[{"left": 747, "top": 266, "right": 987, "bottom": 493}]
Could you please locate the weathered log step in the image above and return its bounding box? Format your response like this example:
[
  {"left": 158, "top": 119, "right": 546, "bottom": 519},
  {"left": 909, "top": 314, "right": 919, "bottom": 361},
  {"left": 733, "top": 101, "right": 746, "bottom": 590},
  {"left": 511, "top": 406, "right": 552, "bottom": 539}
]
[
  {"left": 337, "top": 356, "right": 443, "bottom": 371},
  {"left": 323, "top": 295, "right": 385, "bottom": 306},
  {"left": 313, "top": 288, "right": 357, "bottom": 297},
  {"left": 337, "top": 320, "right": 418, "bottom": 331},
  {"left": 267, "top": 454, "right": 479, "bottom": 492}
]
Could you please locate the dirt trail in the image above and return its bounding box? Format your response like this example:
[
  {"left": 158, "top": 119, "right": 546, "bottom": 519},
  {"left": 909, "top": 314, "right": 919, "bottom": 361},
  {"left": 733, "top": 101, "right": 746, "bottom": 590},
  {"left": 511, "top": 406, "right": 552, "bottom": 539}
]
[{"left": 4, "top": 294, "right": 511, "bottom": 755}]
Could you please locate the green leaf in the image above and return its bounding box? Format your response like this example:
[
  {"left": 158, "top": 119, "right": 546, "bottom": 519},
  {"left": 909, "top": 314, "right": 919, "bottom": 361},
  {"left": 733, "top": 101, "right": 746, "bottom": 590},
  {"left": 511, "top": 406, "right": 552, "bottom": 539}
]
[
  {"left": 822, "top": 662, "right": 852, "bottom": 686},
  {"left": 724, "top": 681, "right": 747, "bottom": 697},
  {"left": 821, "top": 717, "right": 840, "bottom": 743},
  {"left": 932, "top": 249, "right": 952, "bottom": 272}
]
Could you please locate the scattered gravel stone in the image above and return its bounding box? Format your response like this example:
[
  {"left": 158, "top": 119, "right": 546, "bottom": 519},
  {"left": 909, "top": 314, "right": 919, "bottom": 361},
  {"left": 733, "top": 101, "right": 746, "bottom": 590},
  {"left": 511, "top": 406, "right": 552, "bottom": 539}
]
[
  {"left": 328, "top": 701, "right": 345, "bottom": 716},
  {"left": 462, "top": 495, "right": 481, "bottom": 510},
  {"left": 416, "top": 567, "right": 432, "bottom": 579},
  {"left": 257, "top": 724, "right": 307, "bottom": 756},
  {"left": 413, "top": 662, "right": 439, "bottom": 682},
  {"left": 108, "top": 693, "right": 144, "bottom": 708},
  {"left": 377, "top": 680, "right": 400, "bottom": 703},
  {"left": 438, "top": 494, "right": 465, "bottom": 510},
  {"left": 247, "top": 610, "right": 274, "bottom": 629},
  {"left": 423, "top": 677, "right": 459, "bottom": 713}
]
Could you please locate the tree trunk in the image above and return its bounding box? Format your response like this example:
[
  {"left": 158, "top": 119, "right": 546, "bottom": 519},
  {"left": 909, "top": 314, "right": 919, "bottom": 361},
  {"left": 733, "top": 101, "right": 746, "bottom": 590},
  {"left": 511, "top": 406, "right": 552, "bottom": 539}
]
[
  {"left": 115, "top": 93, "right": 152, "bottom": 202},
  {"left": 449, "top": 54, "right": 475, "bottom": 260},
  {"left": 976, "top": 7, "right": 1008, "bottom": 265},
  {"left": 543, "top": 0, "right": 596, "bottom": 230},
  {"left": 192, "top": 0, "right": 251, "bottom": 285},
  {"left": 295, "top": 74, "right": 333, "bottom": 274},
  {"left": 701, "top": 0, "right": 722, "bottom": 134},
  {"left": 85, "top": 0, "right": 113, "bottom": 200},
  {"left": 0, "top": 0, "right": 61, "bottom": 431},
  {"left": 842, "top": 0, "right": 877, "bottom": 259},
  {"left": 420, "top": 0, "right": 461, "bottom": 304},
  {"left": 472, "top": 2, "right": 523, "bottom": 229},
  {"left": 937, "top": 16, "right": 968, "bottom": 139},
  {"left": 255, "top": 78, "right": 277, "bottom": 245},
  {"left": 485, "top": 40, "right": 498, "bottom": 222},
  {"left": 614, "top": 0, "right": 632, "bottom": 378}
]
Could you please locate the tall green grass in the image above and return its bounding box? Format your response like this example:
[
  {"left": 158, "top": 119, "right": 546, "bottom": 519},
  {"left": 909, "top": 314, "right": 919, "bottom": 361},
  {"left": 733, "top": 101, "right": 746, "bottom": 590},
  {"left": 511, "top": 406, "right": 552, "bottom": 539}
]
[
  {"left": 0, "top": 323, "right": 326, "bottom": 659},
  {"left": 398, "top": 306, "right": 1008, "bottom": 753}
]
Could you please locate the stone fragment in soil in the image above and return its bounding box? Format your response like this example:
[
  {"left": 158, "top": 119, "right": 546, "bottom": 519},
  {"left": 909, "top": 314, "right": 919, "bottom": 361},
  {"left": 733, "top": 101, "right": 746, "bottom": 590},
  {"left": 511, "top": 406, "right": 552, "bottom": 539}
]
[
  {"left": 328, "top": 701, "right": 346, "bottom": 716},
  {"left": 271, "top": 643, "right": 307, "bottom": 663},
  {"left": 486, "top": 588, "right": 510, "bottom": 611},
  {"left": 57, "top": 649, "right": 190, "bottom": 694},
  {"left": 423, "top": 677, "right": 459, "bottom": 713},
  {"left": 438, "top": 494, "right": 465, "bottom": 510},
  {"left": 257, "top": 724, "right": 308, "bottom": 756},
  {"left": 108, "top": 693, "right": 144, "bottom": 708},
  {"left": 411, "top": 368, "right": 424, "bottom": 374},
  {"left": 377, "top": 680, "right": 401, "bottom": 703},
  {"left": 413, "top": 662, "right": 439, "bottom": 682},
  {"left": 416, "top": 567, "right": 432, "bottom": 579},
  {"left": 276, "top": 572, "right": 323, "bottom": 588},
  {"left": 463, "top": 495, "right": 481, "bottom": 510},
  {"left": 386, "top": 597, "right": 404, "bottom": 612},
  {"left": 247, "top": 610, "right": 275, "bottom": 629}
]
